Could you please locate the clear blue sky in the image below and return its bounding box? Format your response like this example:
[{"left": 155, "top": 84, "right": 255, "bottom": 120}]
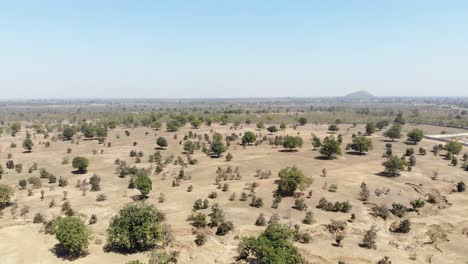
[{"left": 1, "top": 0, "right": 467, "bottom": 98}]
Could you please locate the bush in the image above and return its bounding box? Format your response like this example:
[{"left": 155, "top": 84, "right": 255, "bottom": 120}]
[
  {"left": 33, "top": 213, "right": 45, "bottom": 223},
  {"left": 293, "top": 198, "right": 308, "bottom": 211},
  {"left": 392, "top": 219, "right": 411, "bottom": 233},
  {"left": 194, "top": 232, "right": 207, "bottom": 246},
  {"left": 107, "top": 203, "right": 166, "bottom": 251},
  {"left": 390, "top": 203, "right": 407, "bottom": 218},
  {"left": 216, "top": 221, "right": 234, "bottom": 236},
  {"left": 361, "top": 225, "right": 377, "bottom": 249},
  {"left": 255, "top": 213, "right": 266, "bottom": 226},
  {"left": 457, "top": 181, "right": 465, "bottom": 192},
  {"left": 54, "top": 216, "right": 92, "bottom": 256},
  {"left": 250, "top": 196, "right": 264, "bottom": 208},
  {"left": 316, "top": 197, "right": 352, "bottom": 213},
  {"left": 371, "top": 205, "right": 390, "bottom": 220},
  {"left": 89, "top": 174, "right": 101, "bottom": 191},
  {"left": 190, "top": 213, "right": 207, "bottom": 228},
  {"left": 303, "top": 211, "right": 314, "bottom": 224}
]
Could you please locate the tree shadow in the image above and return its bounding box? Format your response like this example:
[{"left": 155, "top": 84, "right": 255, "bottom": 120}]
[
  {"left": 278, "top": 149, "right": 299, "bottom": 152},
  {"left": 374, "top": 172, "right": 401, "bottom": 178},
  {"left": 103, "top": 243, "right": 158, "bottom": 255},
  {"left": 403, "top": 141, "right": 417, "bottom": 146},
  {"left": 71, "top": 170, "right": 87, "bottom": 175},
  {"left": 50, "top": 244, "right": 88, "bottom": 261},
  {"left": 380, "top": 139, "right": 396, "bottom": 143},
  {"left": 314, "top": 156, "right": 334, "bottom": 160},
  {"left": 345, "top": 151, "right": 366, "bottom": 156}
]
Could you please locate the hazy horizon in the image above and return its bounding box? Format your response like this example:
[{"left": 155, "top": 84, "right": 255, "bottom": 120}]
[{"left": 1, "top": 1, "right": 467, "bottom": 98}]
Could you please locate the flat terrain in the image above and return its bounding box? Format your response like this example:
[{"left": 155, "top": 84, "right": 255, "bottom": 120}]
[{"left": 0, "top": 123, "right": 467, "bottom": 264}]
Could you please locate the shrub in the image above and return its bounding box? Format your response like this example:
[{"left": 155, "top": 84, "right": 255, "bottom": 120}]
[
  {"left": 392, "top": 219, "right": 411, "bottom": 233},
  {"left": 89, "top": 214, "right": 98, "bottom": 225},
  {"left": 250, "top": 196, "right": 264, "bottom": 208},
  {"left": 390, "top": 203, "right": 407, "bottom": 218},
  {"left": 361, "top": 225, "right": 377, "bottom": 249},
  {"left": 293, "top": 198, "right": 308, "bottom": 211},
  {"left": 371, "top": 205, "right": 390, "bottom": 220},
  {"left": 18, "top": 179, "right": 27, "bottom": 190},
  {"left": 359, "top": 182, "right": 370, "bottom": 201},
  {"left": 303, "top": 211, "right": 314, "bottom": 224},
  {"left": 194, "top": 232, "right": 207, "bottom": 246},
  {"left": 190, "top": 213, "right": 207, "bottom": 228},
  {"left": 410, "top": 198, "right": 425, "bottom": 211},
  {"left": 316, "top": 197, "right": 352, "bottom": 213},
  {"left": 107, "top": 203, "right": 166, "bottom": 251},
  {"left": 33, "top": 213, "right": 45, "bottom": 223},
  {"left": 457, "top": 181, "right": 465, "bottom": 192},
  {"left": 216, "top": 221, "right": 234, "bottom": 236},
  {"left": 54, "top": 216, "right": 92, "bottom": 256},
  {"left": 255, "top": 213, "right": 266, "bottom": 226},
  {"left": 28, "top": 177, "right": 42, "bottom": 189},
  {"left": 89, "top": 174, "right": 101, "bottom": 191}
]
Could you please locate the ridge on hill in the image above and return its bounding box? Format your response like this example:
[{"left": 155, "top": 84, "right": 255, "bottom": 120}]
[{"left": 344, "top": 90, "right": 375, "bottom": 99}]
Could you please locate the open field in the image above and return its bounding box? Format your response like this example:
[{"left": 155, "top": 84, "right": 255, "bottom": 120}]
[{"left": 0, "top": 120, "right": 467, "bottom": 264}]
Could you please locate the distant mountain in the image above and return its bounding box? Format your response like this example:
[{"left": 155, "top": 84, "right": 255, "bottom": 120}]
[{"left": 344, "top": 90, "right": 375, "bottom": 99}]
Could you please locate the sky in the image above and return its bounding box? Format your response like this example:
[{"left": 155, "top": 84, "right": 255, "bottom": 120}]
[{"left": 0, "top": 0, "right": 467, "bottom": 99}]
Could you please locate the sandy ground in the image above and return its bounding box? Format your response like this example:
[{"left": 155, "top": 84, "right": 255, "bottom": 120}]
[{"left": 0, "top": 123, "right": 467, "bottom": 264}]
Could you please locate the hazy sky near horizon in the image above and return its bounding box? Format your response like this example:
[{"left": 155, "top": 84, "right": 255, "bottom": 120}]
[{"left": 1, "top": 1, "right": 467, "bottom": 98}]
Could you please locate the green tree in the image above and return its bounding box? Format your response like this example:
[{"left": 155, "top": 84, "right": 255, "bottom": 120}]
[
  {"left": 384, "top": 124, "right": 402, "bottom": 141},
  {"left": 445, "top": 141, "right": 463, "bottom": 156},
  {"left": 237, "top": 224, "right": 305, "bottom": 264},
  {"left": 107, "top": 203, "right": 166, "bottom": 251},
  {"left": 394, "top": 112, "right": 405, "bottom": 125},
  {"left": 382, "top": 155, "right": 407, "bottom": 176},
  {"left": 311, "top": 136, "right": 321, "bottom": 150},
  {"left": 407, "top": 129, "right": 424, "bottom": 145},
  {"left": 319, "top": 136, "right": 342, "bottom": 159},
  {"left": 166, "top": 120, "right": 181, "bottom": 132},
  {"left": 190, "top": 118, "right": 202, "bottom": 129},
  {"left": 282, "top": 136, "right": 303, "bottom": 151},
  {"left": 349, "top": 136, "right": 373, "bottom": 155},
  {"left": 328, "top": 124, "right": 339, "bottom": 133},
  {"left": 256, "top": 122, "right": 265, "bottom": 130},
  {"left": 365, "top": 122, "right": 376, "bottom": 135},
  {"left": 54, "top": 216, "right": 92, "bottom": 256},
  {"left": 62, "top": 127, "right": 75, "bottom": 141},
  {"left": 210, "top": 140, "right": 226, "bottom": 157},
  {"left": 183, "top": 140, "right": 196, "bottom": 154},
  {"left": 133, "top": 173, "right": 153, "bottom": 198},
  {"left": 298, "top": 117, "right": 307, "bottom": 126},
  {"left": 267, "top": 126, "right": 278, "bottom": 134},
  {"left": 280, "top": 123, "right": 287, "bottom": 130},
  {"left": 156, "top": 137, "right": 168, "bottom": 149},
  {"left": 277, "top": 167, "right": 311, "bottom": 196},
  {"left": 10, "top": 122, "right": 21, "bottom": 136},
  {"left": 242, "top": 131, "right": 257, "bottom": 145},
  {"left": 22, "top": 137, "right": 34, "bottom": 152},
  {"left": 376, "top": 120, "right": 389, "bottom": 131},
  {"left": 72, "top": 157, "right": 89, "bottom": 174},
  {"left": 0, "top": 184, "right": 14, "bottom": 207}
]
